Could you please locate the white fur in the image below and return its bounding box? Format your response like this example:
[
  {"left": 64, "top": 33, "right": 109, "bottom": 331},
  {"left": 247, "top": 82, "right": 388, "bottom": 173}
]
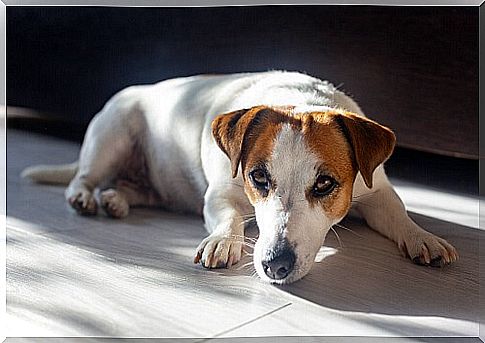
[
  {"left": 253, "top": 124, "right": 335, "bottom": 284},
  {"left": 22, "top": 71, "right": 458, "bottom": 284}
]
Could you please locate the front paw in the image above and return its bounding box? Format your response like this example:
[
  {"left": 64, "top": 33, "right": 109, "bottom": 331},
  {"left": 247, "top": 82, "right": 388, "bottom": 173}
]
[
  {"left": 398, "top": 231, "right": 458, "bottom": 267},
  {"left": 194, "top": 233, "right": 243, "bottom": 269}
]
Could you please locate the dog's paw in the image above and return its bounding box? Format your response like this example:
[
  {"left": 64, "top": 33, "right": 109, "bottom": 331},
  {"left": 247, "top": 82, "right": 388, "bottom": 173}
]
[
  {"left": 398, "top": 231, "right": 458, "bottom": 267},
  {"left": 68, "top": 190, "right": 98, "bottom": 216},
  {"left": 100, "top": 189, "right": 129, "bottom": 218},
  {"left": 194, "top": 233, "right": 243, "bottom": 269}
]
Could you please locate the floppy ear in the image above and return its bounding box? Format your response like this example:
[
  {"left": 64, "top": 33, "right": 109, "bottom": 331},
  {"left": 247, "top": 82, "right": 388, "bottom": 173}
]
[
  {"left": 335, "top": 112, "right": 396, "bottom": 188},
  {"left": 211, "top": 107, "right": 264, "bottom": 178}
]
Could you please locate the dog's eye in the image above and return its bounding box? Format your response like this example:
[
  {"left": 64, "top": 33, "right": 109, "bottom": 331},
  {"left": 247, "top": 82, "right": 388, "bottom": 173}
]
[
  {"left": 250, "top": 168, "right": 270, "bottom": 190},
  {"left": 312, "top": 175, "right": 337, "bottom": 197}
]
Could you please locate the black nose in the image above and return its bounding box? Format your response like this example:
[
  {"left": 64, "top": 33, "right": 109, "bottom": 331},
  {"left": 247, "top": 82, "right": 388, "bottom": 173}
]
[{"left": 262, "top": 246, "right": 296, "bottom": 280}]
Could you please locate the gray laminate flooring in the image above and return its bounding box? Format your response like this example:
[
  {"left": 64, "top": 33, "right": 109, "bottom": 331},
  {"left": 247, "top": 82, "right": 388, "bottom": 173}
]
[{"left": 5, "top": 129, "right": 482, "bottom": 340}]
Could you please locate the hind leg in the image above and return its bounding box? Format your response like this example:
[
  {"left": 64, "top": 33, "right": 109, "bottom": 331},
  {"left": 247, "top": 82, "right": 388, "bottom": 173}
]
[
  {"left": 99, "top": 181, "right": 161, "bottom": 218},
  {"left": 66, "top": 130, "right": 132, "bottom": 215},
  {"left": 65, "top": 130, "right": 111, "bottom": 216},
  {"left": 66, "top": 91, "right": 145, "bottom": 215}
]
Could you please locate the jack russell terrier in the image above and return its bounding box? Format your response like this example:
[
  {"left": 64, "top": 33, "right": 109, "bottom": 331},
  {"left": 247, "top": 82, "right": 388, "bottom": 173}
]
[{"left": 22, "top": 71, "right": 458, "bottom": 284}]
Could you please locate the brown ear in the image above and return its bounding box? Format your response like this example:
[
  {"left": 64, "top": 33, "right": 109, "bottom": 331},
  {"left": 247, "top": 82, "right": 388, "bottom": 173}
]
[
  {"left": 335, "top": 112, "right": 396, "bottom": 188},
  {"left": 211, "top": 106, "right": 265, "bottom": 178}
]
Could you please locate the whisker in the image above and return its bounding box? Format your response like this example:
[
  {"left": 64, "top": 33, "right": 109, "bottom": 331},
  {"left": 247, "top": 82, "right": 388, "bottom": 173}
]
[
  {"left": 236, "top": 261, "right": 254, "bottom": 270},
  {"left": 226, "top": 241, "right": 255, "bottom": 249},
  {"left": 221, "top": 181, "right": 245, "bottom": 189},
  {"left": 237, "top": 218, "right": 257, "bottom": 227},
  {"left": 233, "top": 213, "right": 256, "bottom": 220},
  {"left": 333, "top": 223, "right": 363, "bottom": 238},
  {"left": 233, "top": 241, "right": 255, "bottom": 249},
  {"left": 216, "top": 236, "right": 255, "bottom": 249},
  {"left": 230, "top": 233, "right": 257, "bottom": 240},
  {"left": 351, "top": 200, "right": 376, "bottom": 209},
  {"left": 229, "top": 234, "right": 258, "bottom": 243},
  {"left": 330, "top": 226, "right": 343, "bottom": 248},
  {"left": 352, "top": 190, "right": 379, "bottom": 199}
]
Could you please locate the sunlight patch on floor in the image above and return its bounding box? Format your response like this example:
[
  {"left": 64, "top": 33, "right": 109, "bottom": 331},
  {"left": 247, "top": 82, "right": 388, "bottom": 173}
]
[
  {"left": 314, "top": 246, "right": 338, "bottom": 263},
  {"left": 391, "top": 179, "right": 479, "bottom": 229},
  {"left": 7, "top": 217, "right": 51, "bottom": 234}
]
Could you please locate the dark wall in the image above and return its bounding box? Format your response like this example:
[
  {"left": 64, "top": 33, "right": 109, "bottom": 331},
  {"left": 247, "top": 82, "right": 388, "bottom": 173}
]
[{"left": 7, "top": 6, "right": 478, "bottom": 158}]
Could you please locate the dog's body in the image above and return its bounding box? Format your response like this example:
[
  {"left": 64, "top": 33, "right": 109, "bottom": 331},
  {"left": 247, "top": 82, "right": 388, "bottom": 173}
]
[{"left": 23, "top": 71, "right": 458, "bottom": 284}]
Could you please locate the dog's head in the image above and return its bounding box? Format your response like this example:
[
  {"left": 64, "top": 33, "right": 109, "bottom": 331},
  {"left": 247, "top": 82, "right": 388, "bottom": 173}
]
[{"left": 212, "top": 105, "right": 395, "bottom": 284}]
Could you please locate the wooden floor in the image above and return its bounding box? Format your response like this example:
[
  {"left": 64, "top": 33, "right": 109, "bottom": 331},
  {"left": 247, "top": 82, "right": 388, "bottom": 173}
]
[{"left": 5, "top": 129, "right": 482, "bottom": 339}]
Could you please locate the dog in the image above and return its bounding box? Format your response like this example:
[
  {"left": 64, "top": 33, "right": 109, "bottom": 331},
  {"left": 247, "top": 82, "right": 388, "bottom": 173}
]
[{"left": 22, "top": 71, "right": 458, "bottom": 284}]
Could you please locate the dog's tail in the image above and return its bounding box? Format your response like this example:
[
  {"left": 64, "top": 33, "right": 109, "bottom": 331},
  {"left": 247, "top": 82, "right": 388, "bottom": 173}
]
[{"left": 21, "top": 161, "right": 79, "bottom": 185}]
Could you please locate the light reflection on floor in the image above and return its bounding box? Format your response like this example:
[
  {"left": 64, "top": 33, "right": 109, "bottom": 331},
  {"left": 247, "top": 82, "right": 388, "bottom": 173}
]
[{"left": 391, "top": 178, "right": 479, "bottom": 229}]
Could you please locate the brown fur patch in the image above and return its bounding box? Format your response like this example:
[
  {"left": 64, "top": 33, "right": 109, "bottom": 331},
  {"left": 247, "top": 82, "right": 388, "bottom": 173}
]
[
  {"left": 241, "top": 119, "right": 282, "bottom": 204},
  {"left": 301, "top": 112, "right": 356, "bottom": 220},
  {"left": 212, "top": 107, "right": 265, "bottom": 178},
  {"left": 333, "top": 112, "right": 396, "bottom": 188},
  {"left": 212, "top": 106, "right": 395, "bottom": 218},
  {"left": 212, "top": 106, "right": 300, "bottom": 180}
]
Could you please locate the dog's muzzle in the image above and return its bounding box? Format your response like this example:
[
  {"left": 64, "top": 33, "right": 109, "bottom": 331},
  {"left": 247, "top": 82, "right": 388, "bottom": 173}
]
[{"left": 261, "top": 241, "right": 296, "bottom": 280}]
